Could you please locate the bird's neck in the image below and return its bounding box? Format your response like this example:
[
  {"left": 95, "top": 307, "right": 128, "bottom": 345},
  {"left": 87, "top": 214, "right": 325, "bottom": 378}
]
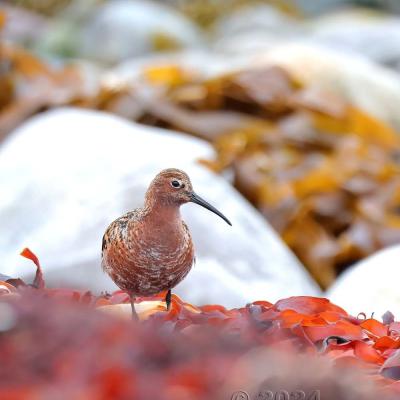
[{"left": 144, "top": 203, "right": 182, "bottom": 227}]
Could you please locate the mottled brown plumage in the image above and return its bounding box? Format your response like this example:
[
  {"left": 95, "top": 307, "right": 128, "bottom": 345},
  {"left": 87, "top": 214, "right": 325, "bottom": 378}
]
[{"left": 101, "top": 168, "right": 231, "bottom": 319}]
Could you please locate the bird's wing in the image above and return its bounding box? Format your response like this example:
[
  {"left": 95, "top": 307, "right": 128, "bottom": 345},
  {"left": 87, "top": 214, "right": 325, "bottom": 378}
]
[
  {"left": 182, "top": 221, "right": 196, "bottom": 267},
  {"left": 101, "top": 209, "right": 141, "bottom": 264}
]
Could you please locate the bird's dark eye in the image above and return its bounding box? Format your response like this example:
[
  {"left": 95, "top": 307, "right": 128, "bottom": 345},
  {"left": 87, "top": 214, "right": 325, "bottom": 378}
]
[{"left": 171, "top": 180, "right": 180, "bottom": 188}]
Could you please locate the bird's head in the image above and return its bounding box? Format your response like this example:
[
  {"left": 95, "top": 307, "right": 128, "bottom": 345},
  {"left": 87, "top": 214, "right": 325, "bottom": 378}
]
[{"left": 145, "top": 168, "right": 232, "bottom": 226}]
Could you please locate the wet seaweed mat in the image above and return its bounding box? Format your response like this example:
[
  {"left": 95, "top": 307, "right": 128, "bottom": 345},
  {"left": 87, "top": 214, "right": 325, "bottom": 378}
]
[{"left": 1, "top": 249, "right": 400, "bottom": 399}]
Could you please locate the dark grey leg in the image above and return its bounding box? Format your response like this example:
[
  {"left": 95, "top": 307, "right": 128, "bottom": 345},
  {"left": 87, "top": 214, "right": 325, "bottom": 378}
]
[
  {"left": 165, "top": 289, "right": 172, "bottom": 311},
  {"left": 130, "top": 294, "right": 139, "bottom": 321}
]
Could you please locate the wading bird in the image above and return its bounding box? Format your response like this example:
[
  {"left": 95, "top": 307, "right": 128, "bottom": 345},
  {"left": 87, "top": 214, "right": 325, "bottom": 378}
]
[{"left": 101, "top": 168, "right": 231, "bottom": 319}]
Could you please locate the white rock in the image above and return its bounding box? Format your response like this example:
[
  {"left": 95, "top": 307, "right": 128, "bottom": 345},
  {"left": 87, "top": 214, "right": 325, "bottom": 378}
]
[
  {"left": 0, "top": 108, "right": 320, "bottom": 307},
  {"left": 309, "top": 9, "right": 400, "bottom": 69},
  {"left": 213, "top": 4, "right": 302, "bottom": 54},
  {"left": 77, "top": 0, "right": 203, "bottom": 64},
  {"left": 327, "top": 245, "right": 400, "bottom": 317},
  {"left": 254, "top": 42, "right": 400, "bottom": 130},
  {"left": 2, "top": 4, "right": 49, "bottom": 45},
  {"left": 108, "top": 49, "right": 252, "bottom": 84},
  {"left": 291, "top": 0, "right": 349, "bottom": 15}
]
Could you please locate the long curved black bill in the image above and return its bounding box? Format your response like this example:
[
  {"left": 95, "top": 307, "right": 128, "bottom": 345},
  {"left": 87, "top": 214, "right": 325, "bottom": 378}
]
[{"left": 190, "top": 192, "right": 232, "bottom": 226}]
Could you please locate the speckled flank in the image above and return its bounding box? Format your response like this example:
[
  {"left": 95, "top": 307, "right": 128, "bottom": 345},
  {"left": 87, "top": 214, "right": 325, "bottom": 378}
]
[{"left": 101, "top": 169, "right": 195, "bottom": 297}]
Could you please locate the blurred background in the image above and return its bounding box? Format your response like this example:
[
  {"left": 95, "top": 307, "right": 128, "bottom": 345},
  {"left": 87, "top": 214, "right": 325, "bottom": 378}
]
[{"left": 1, "top": 0, "right": 400, "bottom": 315}]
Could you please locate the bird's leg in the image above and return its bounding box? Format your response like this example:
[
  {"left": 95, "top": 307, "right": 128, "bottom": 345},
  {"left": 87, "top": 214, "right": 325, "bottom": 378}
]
[
  {"left": 165, "top": 289, "right": 172, "bottom": 311},
  {"left": 129, "top": 293, "right": 139, "bottom": 321}
]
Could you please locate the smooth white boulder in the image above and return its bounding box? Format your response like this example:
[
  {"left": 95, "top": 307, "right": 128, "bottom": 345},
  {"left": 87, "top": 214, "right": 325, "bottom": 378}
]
[
  {"left": 77, "top": 0, "right": 203, "bottom": 64},
  {"left": 213, "top": 4, "right": 302, "bottom": 55},
  {"left": 253, "top": 42, "right": 400, "bottom": 131},
  {"left": 214, "top": 6, "right": 400, "bottom": 74},
  {"left": 0, "top": 108, "right": 320, "bottom": 307},
  {"left": 327, "top": 245, "right": 400, "bottom": 317},
  {"left": 309, "top": 9, "right": 400, "bottom": 69}
]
